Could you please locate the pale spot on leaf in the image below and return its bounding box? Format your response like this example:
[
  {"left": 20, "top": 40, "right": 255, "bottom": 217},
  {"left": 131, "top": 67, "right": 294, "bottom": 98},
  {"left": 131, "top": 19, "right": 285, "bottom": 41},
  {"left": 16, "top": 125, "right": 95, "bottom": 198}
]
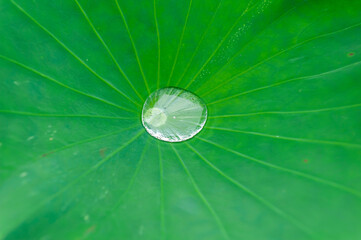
[{"left": 27, "top": 136, "right": 35, "bottom": 141}]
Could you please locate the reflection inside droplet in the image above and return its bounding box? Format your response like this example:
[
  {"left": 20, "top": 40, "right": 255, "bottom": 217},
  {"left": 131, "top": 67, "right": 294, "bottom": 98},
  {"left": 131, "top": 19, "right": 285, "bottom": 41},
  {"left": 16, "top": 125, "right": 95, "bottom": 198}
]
[{"left": 141, "top": 87, "right": 207, "bottom": 142}]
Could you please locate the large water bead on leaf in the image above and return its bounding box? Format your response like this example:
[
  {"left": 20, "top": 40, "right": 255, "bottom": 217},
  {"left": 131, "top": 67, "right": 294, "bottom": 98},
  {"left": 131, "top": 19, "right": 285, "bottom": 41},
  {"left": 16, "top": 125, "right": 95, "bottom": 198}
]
[{"left": 142, "top": 87, "right": 207, "bottom": 142}]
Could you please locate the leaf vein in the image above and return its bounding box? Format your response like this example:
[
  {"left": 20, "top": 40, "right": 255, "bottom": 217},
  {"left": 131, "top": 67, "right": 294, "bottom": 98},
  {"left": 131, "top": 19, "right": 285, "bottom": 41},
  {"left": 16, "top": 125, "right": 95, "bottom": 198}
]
[
  {"left": 201, "top": 21, "right": 361, "bottom": 97},
  {"left": 207, "top": 60, "right": 361, "bottom": 105},
  {"left": 75, "top": 0, "right": 144, "bottom": 104},
  {"left": 171, "top": 145, "right": 230, "bottom": 240},
  {"left": 197, "top": 137, "right": 361, "bottom": 199},
  {"left": 115, "top": 0, "right": 151, "bottom": 94},
  {"left": 0, "top": 55, "right": 136, "bottom": 113},
  {"left": 167, "top": 0, "right": 193, "bottom": 86},
  {"left": 11, "top": 0, "right": 139, "bottom": 107},
  {"left": 186, "top": 142, "right": 313, "bottom": 235}
]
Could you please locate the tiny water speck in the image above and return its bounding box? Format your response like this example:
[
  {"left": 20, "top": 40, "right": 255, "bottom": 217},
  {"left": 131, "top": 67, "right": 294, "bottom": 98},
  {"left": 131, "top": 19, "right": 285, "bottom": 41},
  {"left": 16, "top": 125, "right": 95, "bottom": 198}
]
[
  {"left": 27, "top": 136, "right": 35, "bottom": 141},
  {"left": 142, "top": 87, "right": 207, "bottom": 142}
]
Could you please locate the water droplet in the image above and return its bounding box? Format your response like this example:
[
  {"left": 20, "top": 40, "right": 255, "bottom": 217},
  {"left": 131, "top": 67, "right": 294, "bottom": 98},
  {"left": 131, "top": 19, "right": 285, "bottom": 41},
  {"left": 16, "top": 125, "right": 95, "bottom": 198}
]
[
  {"left": 84, "top": 214, "right": 90, "bottom": 222},
  {"left": 27, "top": 136, "right": 34, "bottom": 141},
  {"left": 142, "top": 87, "right": 207, "bottom": 142}
]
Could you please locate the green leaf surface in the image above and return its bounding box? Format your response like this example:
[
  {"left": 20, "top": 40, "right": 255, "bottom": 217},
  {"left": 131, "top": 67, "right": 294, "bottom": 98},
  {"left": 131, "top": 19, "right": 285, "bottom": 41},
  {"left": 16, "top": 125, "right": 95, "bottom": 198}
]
[{"left": 1, "top": 0, "right": 361, "bottom": 239}]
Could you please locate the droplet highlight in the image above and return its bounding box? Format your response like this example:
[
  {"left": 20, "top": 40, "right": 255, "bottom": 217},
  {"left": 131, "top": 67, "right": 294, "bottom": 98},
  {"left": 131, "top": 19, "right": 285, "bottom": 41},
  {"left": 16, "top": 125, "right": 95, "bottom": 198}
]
[{"left": 142, "top": 87, "right": 207, "bottom": 142}]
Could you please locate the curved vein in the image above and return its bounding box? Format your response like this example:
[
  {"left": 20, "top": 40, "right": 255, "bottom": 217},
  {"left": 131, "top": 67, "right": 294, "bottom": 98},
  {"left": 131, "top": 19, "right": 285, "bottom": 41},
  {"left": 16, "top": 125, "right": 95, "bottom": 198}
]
[
  {"left": 185, "top": 143, "right": 313, "bottom": 235},
  {"left": 40, "top": 125, "right": 139, "bottom": 159},
  {"left": 0, "top": 55, "right": 136, "bottom": 113},
  {"left": 106, "top": 139, "right": 149, "bottom": 216},
  {"left": 207, "top": 60, "right": 361, "bottom": 105},
  {"left": 196, "top": 137, "right": 361, "bottom": 199},
  {"left": 0, "top": 110, "right": 137, "bottom": 120},
  {"left": 171, "top": 145, "right": 230, "bottom": 240},
  {"left": 201, "top": 21, "right": 361, "bottom": 97},
  {"left": 158, "top": 142, "right": 166, "bottom": 240},
  {"left": 154, "top": 0, "right": 161, "bottom": 89},
  {"left": 184, "top": 0, "right": 260, "bottom": 89},
  {"left": 206, "top": 126, "right": 361, "bottom": 149},
  {"left": 11, "top": 0, "right": 139, "bottom": 107},
  {"left": 9, "top": 130, "right": 144, "bottom": 237},
  {"left": 167, "top": 0, "right": 193, "bottom": 86},
  {"left": 175, "top": 0, "right": 224, "bottom": 86},
  {"left": 196, "top": 4, "right": 301, "bottom": 94},
  {"left": 208, "top": 103, "right": 361, "bottom": 119},
  {"left": 44, "top": 130, "right": 143, "bottom": 201},
  {"left": 75, "top": 0, "right": 144, "bottom": 104},
  {"left": 115, "top": 0, "right": 151, "bottom": 94}
]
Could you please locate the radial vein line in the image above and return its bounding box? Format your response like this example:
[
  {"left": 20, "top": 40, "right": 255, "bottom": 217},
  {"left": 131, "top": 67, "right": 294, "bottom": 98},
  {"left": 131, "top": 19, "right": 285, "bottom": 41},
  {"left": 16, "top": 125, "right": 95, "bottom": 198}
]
[
  {"left": 0, "top": 110, "right": 137, "bottom": 119},
  {"left": 40, "top": 125, "right": 139, "bottom": 159},
  {"left": 185, "top": 143, "right": 313, "bottom": 235},
  {"left": 52, "top": 130, "right": 143, "bottom": 198},
  {"left": 201, "top": 20, "right": 361, "bottom": 97},
  {"left": 206, "top": 126, "right": 361, "bottom": 149},
  {"left": 196, "top": 4, "right": 300, "bottom": 94},
  {"left": 115, "top": 0, "right": 151, "bottom": 94},
  {"left": 175, "top": 0, "right": 224, "bottom": 86},
  {"left": 154, "top": 0, "right": 161, "bottom": 89},
  {"left": 75, "top": 0, "right": 144, "bottom": 103},
  {"left": 171, "top": 145, "right": 230, "bottom": 240},
  {"left": 0, "top": 55, "right": 136, "bottom": 113},
  {"left": 167, "top": 0, "right": 193, "bottom": 86},
  {"left": 208, "top": 103, "right": 361, "bottom": 119},
  {"left": 106, "top": 139, "right": 149, "bottom": 216},
  {"left": 184, "top": 0, "right": 260, "bottom": 89},
  {"left": 0, "top": 129, "right": 143, "bottom": 239},
  {"left": 197, "top": 137, "right": 361, "bottom": 199},
  {"left": 158, "top": 143, "right": 166, "bottom": 240},
  {"left": 207, "top": 60, "right": 361, "bottom": 105},
  {"left": 32, "top": 130, "right": 144, "bottom": 220},
  {"left": 11, "top": 0, "right": 139, "bottom": 108}
]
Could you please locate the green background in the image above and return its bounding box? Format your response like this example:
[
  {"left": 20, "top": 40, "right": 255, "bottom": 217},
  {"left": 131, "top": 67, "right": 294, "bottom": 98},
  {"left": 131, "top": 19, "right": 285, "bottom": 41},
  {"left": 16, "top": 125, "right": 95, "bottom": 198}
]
[{"left": 0, "top": 0, "right": 361, "bottom": 239}]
